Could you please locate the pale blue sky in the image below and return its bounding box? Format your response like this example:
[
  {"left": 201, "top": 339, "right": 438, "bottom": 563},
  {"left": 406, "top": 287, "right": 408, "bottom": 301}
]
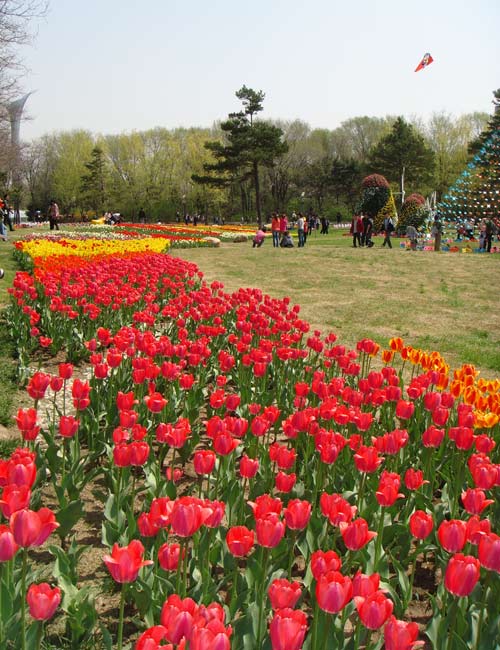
[{"left": 19, "top": 0, "right": 500, "bottom": 140}]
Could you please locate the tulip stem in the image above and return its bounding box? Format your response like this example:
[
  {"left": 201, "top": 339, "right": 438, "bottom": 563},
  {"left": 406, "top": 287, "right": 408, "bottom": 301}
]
[
  {"left": 475, "top": 571, "right": 491, "bottom": 650},
  {"left": 287, "top": 530, "right": 297, "bottom": 579},
  {"left": 374, "top": 511, "right": 385, "bottom": 570},
  {"left": 170, "top": 448, "right": 176, "bottom": 485},
  {"left": 446, "top": 597, "right": 458, "bottom": 650},
  {"left": 21, "top": 549, "right": 28, "bottom": 650},
  {"left": 256, "top": 547, "right": 270, "bottom": 649},
  {"left": 310, "top": 598, "right": 320, "bottom": 650},
  {"left": 323, "top": 613, "right": 333, "bottom": 650},
  {"left": 182, "top": 539, "right": 189, "bottom": 597},
  {"left": 35, "top": 621, "right": 43, "bottom": 650},
  {"left": 117, "top": 582, "right": 126, "bottom": 650},
  {"left": 229, "top": 562, "right": 239, "bottom": 615}
]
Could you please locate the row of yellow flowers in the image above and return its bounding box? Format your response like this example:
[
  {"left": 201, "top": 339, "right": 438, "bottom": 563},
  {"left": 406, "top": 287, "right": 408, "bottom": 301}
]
[{"left": 15, "top": 237, "right": 170, "bottom": 270}]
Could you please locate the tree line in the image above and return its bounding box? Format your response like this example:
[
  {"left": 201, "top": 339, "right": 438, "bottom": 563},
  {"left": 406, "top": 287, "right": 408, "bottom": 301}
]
[{"left": 15, "top": 88, "right": 489, "bottom": 221}]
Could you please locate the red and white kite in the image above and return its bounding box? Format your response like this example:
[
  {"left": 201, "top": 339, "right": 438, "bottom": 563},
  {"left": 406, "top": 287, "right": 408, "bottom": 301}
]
[{"left": 415, "top": 52, "right": 434, "bottom": 72}]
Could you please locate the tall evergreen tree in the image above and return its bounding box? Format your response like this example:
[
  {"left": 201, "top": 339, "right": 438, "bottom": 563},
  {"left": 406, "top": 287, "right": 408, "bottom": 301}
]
[
  {"left": 80, "top": 146, "right": 108, "bottom": 215},
  {"left": 368, "top": 117, "right": 435, "bottom": 205},
  {"left": 192, "top": 86, "right": 288, "bottom": 224},
  {"left": 438, "top": 89, "right": 500, "bottom": 222}
]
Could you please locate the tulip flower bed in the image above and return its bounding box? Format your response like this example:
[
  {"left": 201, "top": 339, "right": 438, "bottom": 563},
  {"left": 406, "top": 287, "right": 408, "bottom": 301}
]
[
  {"left": 114, "top": 223, "right": 256, "bottom": 245},
  {"left": 2, "top": 232, "right": 500, "bottom": 649}
]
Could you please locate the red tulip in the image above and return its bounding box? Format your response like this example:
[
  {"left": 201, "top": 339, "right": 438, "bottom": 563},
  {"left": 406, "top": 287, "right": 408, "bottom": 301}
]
[
  {"left": 431, "top": 407, "right": 449, "bottom": 427},
  {"left": 310, "top": 550, "right": 342, "bottom": 579},
  {"left": 10, "top": 508, "right": 59, "bottom": 547},
  {"left": 352, "top": 572, "right": 380, "bottom": 597},
  {"left": 116, "top": 391, "right": 137, "bottom": 410},
  {"left": 129, "top": 441, "right": 150, "bottom": 466},
  {"left": 422, "top": 425, "right": 445, "bottom": 448},
  {"left": 193, "top": 450, "right": 216, "bottom": 475},
  {"left": 5, "top": 449, "right": 36, "bottom": 487},
  {"left": 284, "top": 499, "right": 312, "bottom": 530},
  {"left": 26, "top": 583, "right": 61, "bottom": 620},
  {"left": 58, "top": 415, "right": 79, "bottom": 438},
  {"left": 113, "top": 443, "right": 131, "bottom": 467},
  {"left": 213, "top": 432, "right": 239, "bottom": 456},
  {"left": 14, "top": 408, "right": 38, "bottom": 432},
  {"left": 0, "top": 524, "right": 18, "bottom": 561},
  {"left": 448, "top": 426, "right": 474, "bottom": 451},
  {"left": 384, "top": 615, "right": 424, "bottom": 650},
  {"left": 256, "top": 513, "right": 286, "bottom": 548},
  {"left": 376, "top": 471, "right": 404, "bottom": 507},
  {"left": 239, "top": 455, "right": 259, "bottom": 479},
  {"left": 158, "top": 543, "right": 184, "bottom": 571},
  {"left": 437, "top": 520, "right": 467, "bottom": 553},
  {"left": 269, "top": 608, "right": 307, "bottom": 650},
  {"left": 179, "top": 373, "right": 195, "bottom": 390},
  {"left": 461, "top": 488, "right": 494, "bottom": 515},
  {"left": 478, "top": 533, "right": 500, "bottom": 572},
  {"left": 135, "top": 625, "right": 171, "bottom": 650},
  {"left": 225, "top": 393, "right": 240, "bottom": 411},
  {"left": 149, "top": 497, "right": 174, "bottom": 528},
  {"left": 353, "top": 446, "right": 383, "bottom": 473},
  {"left": 320, "top": 493, "right": 356, "bottom": 526},
  {"left": 103, "top": 539, "right": 153, "bottom": 583},
  {"left": 404, "top": 469, "right": 428, "bottom": 491},
  {"left": 409, "top": 511, "right": 434, "bottom": 540},
  {"left": 203, "top": 500, "right": 225, "bottom": 528},
  {"left": 248, "top": 494, "right": 282, "bottom": 519},
  {"left": 251, "top": 415, "right": 270, "bottom": 437},
  {"left": 444, "top": 553, "right": 480, "bottom": 597},
  {"left": 275, "top": 471, "right": 296, "bottom": 493},
  {"left": 475, "top": 434, "right": 495, "bottom": 454},
  {"left": 354, "top": 590, "right": 393, "bottom": 629},
  {"left": 269, "top": 443, "right": 296, "bottom": 470},
  {"left": 268, "top": 578, "right": 302, "bottom": 610},
  {"left": 316, "top": 570, "right": 352, "bottom": 613},
  {"left": 160, "top": 594, "right": 198, "bottom": 644},
  {"left": 424, "top": 392, "right": 441, "bottom": 411},
  {"left": 339, "top": 518, "right": 376, "bottom": 551},
  {"left": 71, "top": 378, "right": 91, "bottom": 410},
  {"left": 144, "top": 391, "right": 167, "bottom": 413},
  {"left": 58, "top": 363, "right": 74, "bottom": 380},
  {"left": 0, "top": 484, "right": 31, "bottom": 518},
  {"left": 27, "top": 372, "right": 51, "bottom": 400},
  {"left": 395, "top": 400, "right": 414, "bottom": 420},
  {"left": 190, "top": 618, "right": 232, "bottom": 650},
  {"left": 170, "top": 497, "right": 212, "bottom": 537},
  {"left": 466, "top": 515, "right": 491, "bottom": 545},
  {"left": 226, "top": 526, "right": 254, "bottom": 557},
  {"left": 137, "top": 512, "right": 160, "bottom": 538}
]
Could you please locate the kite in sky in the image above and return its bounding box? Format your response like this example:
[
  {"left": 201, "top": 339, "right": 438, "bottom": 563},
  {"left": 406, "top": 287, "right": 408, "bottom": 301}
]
[{"left": 415, "top": 52, "right": 434, "bottom": 72}]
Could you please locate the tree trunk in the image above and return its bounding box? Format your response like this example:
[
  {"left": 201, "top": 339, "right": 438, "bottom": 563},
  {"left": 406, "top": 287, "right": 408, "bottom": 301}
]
[{"left": 253, "top": 161, "right": 262, "bottom": 226}]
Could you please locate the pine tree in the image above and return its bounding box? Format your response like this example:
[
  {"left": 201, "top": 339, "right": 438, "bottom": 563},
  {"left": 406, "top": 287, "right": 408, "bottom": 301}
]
[
  {"left": 438, "top": 90, "right": 500, "bottom": 223},
  {"left": 192, "top": 86, "right": 288, "bottom": 224},
  {"left": 80, "top": 146, "right": 108, "bottom": 215}
]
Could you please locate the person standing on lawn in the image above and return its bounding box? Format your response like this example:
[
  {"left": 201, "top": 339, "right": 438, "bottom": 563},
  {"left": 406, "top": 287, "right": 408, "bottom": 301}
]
[
  {"left": 48, "top": 200, "right": 60, "bottom": 231},
  {"left": 382, "top": 215, "right": 394, "bottom": 248},
  {"left": 297, "top": 213, "right": 305, "bottom": 247},
  {"left": 271, "top": 213, "right": 280, "bottom": 247}
]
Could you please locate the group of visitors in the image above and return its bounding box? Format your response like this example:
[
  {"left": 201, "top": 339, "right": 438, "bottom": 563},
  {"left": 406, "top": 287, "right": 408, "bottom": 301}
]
[{"left": 350, "top": 214, "right": 375, "bottom": 248}]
